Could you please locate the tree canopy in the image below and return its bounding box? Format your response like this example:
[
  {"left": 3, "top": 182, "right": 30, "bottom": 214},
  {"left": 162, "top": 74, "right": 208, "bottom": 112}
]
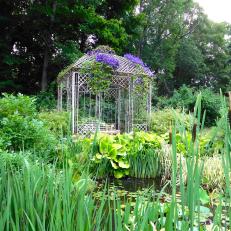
[{"left": 0, "top": 0, "right": 230, "bottom": 94}]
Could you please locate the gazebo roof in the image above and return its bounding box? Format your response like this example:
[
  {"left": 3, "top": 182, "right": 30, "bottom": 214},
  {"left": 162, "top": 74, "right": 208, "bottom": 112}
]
[
  {"left": 57, "top": 46, "right": 153, "bottom": 81},
  {"left": 73, "top": 53, "right": 150, "bottom": 76}
]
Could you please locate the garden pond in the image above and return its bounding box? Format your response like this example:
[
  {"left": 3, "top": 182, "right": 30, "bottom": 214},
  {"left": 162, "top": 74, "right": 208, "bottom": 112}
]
[{"left": 94, "top": 177, "right": 230, "bottom": 230}]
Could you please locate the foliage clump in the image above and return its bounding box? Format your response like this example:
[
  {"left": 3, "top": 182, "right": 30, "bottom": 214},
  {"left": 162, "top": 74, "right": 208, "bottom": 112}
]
[
  {"left": 157, "top": 86, "right": 222, "bottom": 126},
  {"left": 149, "top": 108, "right": 193, "bottom": 134},
  {"left": 0, "top": 94, "right": 56, "bottom": 157},
  {"left": 38, "top": 111, "right": 70, "bottom": 138}
]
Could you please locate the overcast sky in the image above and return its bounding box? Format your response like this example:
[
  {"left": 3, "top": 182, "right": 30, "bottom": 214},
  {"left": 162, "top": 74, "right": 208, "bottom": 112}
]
[{"left": 195, "top": 0, "right": 231, "bottom": 23}]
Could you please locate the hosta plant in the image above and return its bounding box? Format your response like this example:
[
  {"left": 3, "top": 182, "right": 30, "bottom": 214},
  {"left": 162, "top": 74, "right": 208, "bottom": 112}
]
[{"left": 92, "top": 135, "right": 130, "bottom": 178}]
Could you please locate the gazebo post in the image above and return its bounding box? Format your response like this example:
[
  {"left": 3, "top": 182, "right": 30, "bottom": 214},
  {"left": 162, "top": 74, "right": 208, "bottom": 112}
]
[
  {"left": 71, "top": 72, "right": 76, "bottom": 133},
  {"left": 67, "top": 76, "right": 71, "bottom": 111},
  {"left": 99, "top": 92, "right": 102, "bottom": 120},
  {"left": 131, "top": 78, "right": 134, "bottom": 132},
  {"left": 57, "top": 83, "right": 63, "bottom": 111},
  {"left": 95, "top": 93, "right": 102, "bottom": 122},
  {"left": 89, "top": 92, "right": 92, "bottom": 118},
  {"left": 147, "top": 82, "right": 152, "bottom": 130},
  {"left": 117, "top": 88, "right": 121, "bottom": 130},
  {"left": 76, "top": 73, "right": 80, "bottom": 134},
  {"left": 127, "top": 78, "right": 133, "bottom": 132}
]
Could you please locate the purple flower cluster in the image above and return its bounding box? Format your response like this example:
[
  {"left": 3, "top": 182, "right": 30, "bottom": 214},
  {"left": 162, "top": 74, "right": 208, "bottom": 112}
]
[
  {"left": 124, "top": 53, "right": 154, "bottom": 77},
  {"left": 95, "top": 53, "right": 119, "bottom": 69},
  {"left": 124, "top": 54, "right": 144, "bottom": 66}
]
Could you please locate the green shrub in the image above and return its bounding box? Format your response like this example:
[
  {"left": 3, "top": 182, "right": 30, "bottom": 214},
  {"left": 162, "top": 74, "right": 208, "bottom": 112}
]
[
  {"left": 38, "top": 111, "right": 70, "bottom": 138},
  {"left": 199, "top": 88, "right": 222, "bottom": 126},
  {"left": 0, "top": 93, "right": 36, "bottom": 118},
  {"left": 157, "top": 85, "right": 195, "bottom": 109},
  {"left": 149, "top": 108, "right": 193, "bottom": 134},
  {"left": 0, "top": 151, "right": 31, "bottom": 169},
  {"left": 157, "top": 86, "right": 222, "bottom": 126},
  {"left": 0, "top": 115, "right": 57, "bottom": 155},
  {"left": 0, "top": 93, "right": 57, "bottom": 157},
  {"left": 35, "top": 87, "right": 56, "bottom": 110}
]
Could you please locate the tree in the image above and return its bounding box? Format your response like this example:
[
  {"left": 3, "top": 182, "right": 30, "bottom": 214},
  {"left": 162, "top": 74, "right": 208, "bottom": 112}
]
[
  {"left": 0, "top": 0, "right": 137, "bottom": 93},
  {"left": 181, "top": 12, "right": 231, "bottom": 91},
  {"left": 136, "top": 0, "right": 195, "bottom": 95},
  {"left": 174, "top": 39, "right": 207, "bottom": 88}
]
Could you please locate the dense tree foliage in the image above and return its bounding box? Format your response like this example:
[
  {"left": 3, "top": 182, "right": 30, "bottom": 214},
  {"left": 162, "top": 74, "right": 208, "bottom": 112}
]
[
  {"left": 0, "top": 0, "right": 230, "bottom": 94},
  {"left": 0, "top": 0, "right": 137, "bottom": 92}
]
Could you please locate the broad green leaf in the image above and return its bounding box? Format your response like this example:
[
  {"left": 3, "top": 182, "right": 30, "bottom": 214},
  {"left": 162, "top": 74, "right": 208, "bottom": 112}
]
[
  {"left": 110, "top": 160, "right": 119, "bottom": 169},
  {"left": 118, "top": 161, "right": 130, "bottom": 169},
  {"left": 114, "top": 170, "right": 124, "bottom": 179},
  {"left": 199, "top": 188, "right": 210, "bottom": 205},
  {"left": 95, "top": 153, "right": 103, "bottom": 160}
]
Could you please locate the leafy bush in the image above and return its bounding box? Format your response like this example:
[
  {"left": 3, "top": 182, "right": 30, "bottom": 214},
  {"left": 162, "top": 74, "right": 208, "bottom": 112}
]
[
  {"left": 90, "top": 134, "right": 130, "bottom": 179},
  {"left": 157, "top": 85, "right": 195, "bottom": 109},
  {"left": 0, "top": 93, "right": 57, "bottom": 157},
  {"left": 157, "top": 86, "right": 222, "bottom": 126},
  {"left": 199, "top": 88, "right": 222, "bottom": 126},
  {"left": 0, "top": 93, "right": 36, "bottom": 118},
  {"left": 0, "top": 116, "right": 56, "bottom": 154},
  {"left": 149, "top": 108, "right": 193, "bottom": 134},
  {"left": 0, "top": 151, "right": 31, "bottom": 169},
  {"left": 38, "top": 111, "right": 70, "bottom": 138},
  {"left": 35, "top": 86, "right": 56, "bottom": 111}
]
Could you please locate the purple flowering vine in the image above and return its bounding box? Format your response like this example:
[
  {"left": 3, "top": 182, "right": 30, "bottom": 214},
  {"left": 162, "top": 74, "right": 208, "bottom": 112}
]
[
  {"left": 95, "top": 53, "right": 119, "bottom": 69},
  {"left": 124, "top": 54, "right": 144, "bottom": 66},
  {"left": 124, "top": 53, "right": 154, "bottom": 77}
]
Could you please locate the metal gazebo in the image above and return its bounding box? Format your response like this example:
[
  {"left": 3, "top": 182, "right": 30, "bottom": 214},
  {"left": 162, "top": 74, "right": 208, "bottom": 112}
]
[{"left": 57, "top": 47, "right": 153, "bottom": 135}]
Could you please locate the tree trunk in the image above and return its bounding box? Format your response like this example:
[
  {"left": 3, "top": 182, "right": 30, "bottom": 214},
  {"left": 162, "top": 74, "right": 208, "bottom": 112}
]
[
  {"left": 41, "top": 47, "right": 48, "bottom": 91},
  {"left": 41, "top": 1, "right": 56, "bottom": 91}
]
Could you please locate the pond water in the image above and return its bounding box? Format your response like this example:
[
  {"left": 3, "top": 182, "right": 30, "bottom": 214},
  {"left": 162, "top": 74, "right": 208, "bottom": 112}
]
[
  {"left": 98, "top": 177, "right": 163, "bottom": 192},
  {"left": 94, "top": 177, "right": 229, "bottom": 229}
]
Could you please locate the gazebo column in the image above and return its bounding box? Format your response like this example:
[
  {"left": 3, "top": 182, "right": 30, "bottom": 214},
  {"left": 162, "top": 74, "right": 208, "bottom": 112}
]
[
  {"left": 71, "top": 72, "right": 76, "bottom": 133},
  {"left": 127, "top": 78, "right": 133, "bottom": 133},
  {"left": 95, "top": 93, "right": 101, "bottom": 120},
  {"left": 67, "top": 76, "right": 71, "bottom": 111},
  {"left": 57, "top": 83, "right": 63, "bottom": 111},
  {"left": 76, "top": 73, "right": 80, "bottom": 134},
  {"left": 147, "top": 82, "right": 152, "bottom": 130},
  {"left": 71, "top": 72, "right": 80, "bottom": 134},
  {"left": 131, "top": 79, "right": 134, "bottom": 132},
  {"left": 117, "top": 88, "right": 121, "bottom": 131}
]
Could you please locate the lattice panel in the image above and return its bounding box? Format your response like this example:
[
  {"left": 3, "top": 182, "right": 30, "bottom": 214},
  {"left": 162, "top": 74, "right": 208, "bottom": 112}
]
[
  {"left": 132, "top": 123, "right": 147, "bottom": 131},
  {"left": 77, "top": 122, "right": 118, "bottom": 136},
  {"left": 77, "top": 123, "right": 97, "bottom": 136},
  {"left": 78, "top": 73, "right": 88, "bottom": 87},
  {"left": 104, "top": 88, "right": 119, "bottom": 99},
  {"left": 112, "top": 75, "right": 130, "bottom": 89}
]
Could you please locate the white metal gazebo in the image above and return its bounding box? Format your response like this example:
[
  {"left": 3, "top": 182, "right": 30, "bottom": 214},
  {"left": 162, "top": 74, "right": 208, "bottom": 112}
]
[{"left": 57, "top": 46, "right": 153, "bottom": 136}]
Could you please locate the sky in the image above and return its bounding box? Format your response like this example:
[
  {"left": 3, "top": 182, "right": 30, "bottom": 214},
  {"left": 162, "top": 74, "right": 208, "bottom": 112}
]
[{"left": 195, "top": 0, "right": 231, "bottom": 23}]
